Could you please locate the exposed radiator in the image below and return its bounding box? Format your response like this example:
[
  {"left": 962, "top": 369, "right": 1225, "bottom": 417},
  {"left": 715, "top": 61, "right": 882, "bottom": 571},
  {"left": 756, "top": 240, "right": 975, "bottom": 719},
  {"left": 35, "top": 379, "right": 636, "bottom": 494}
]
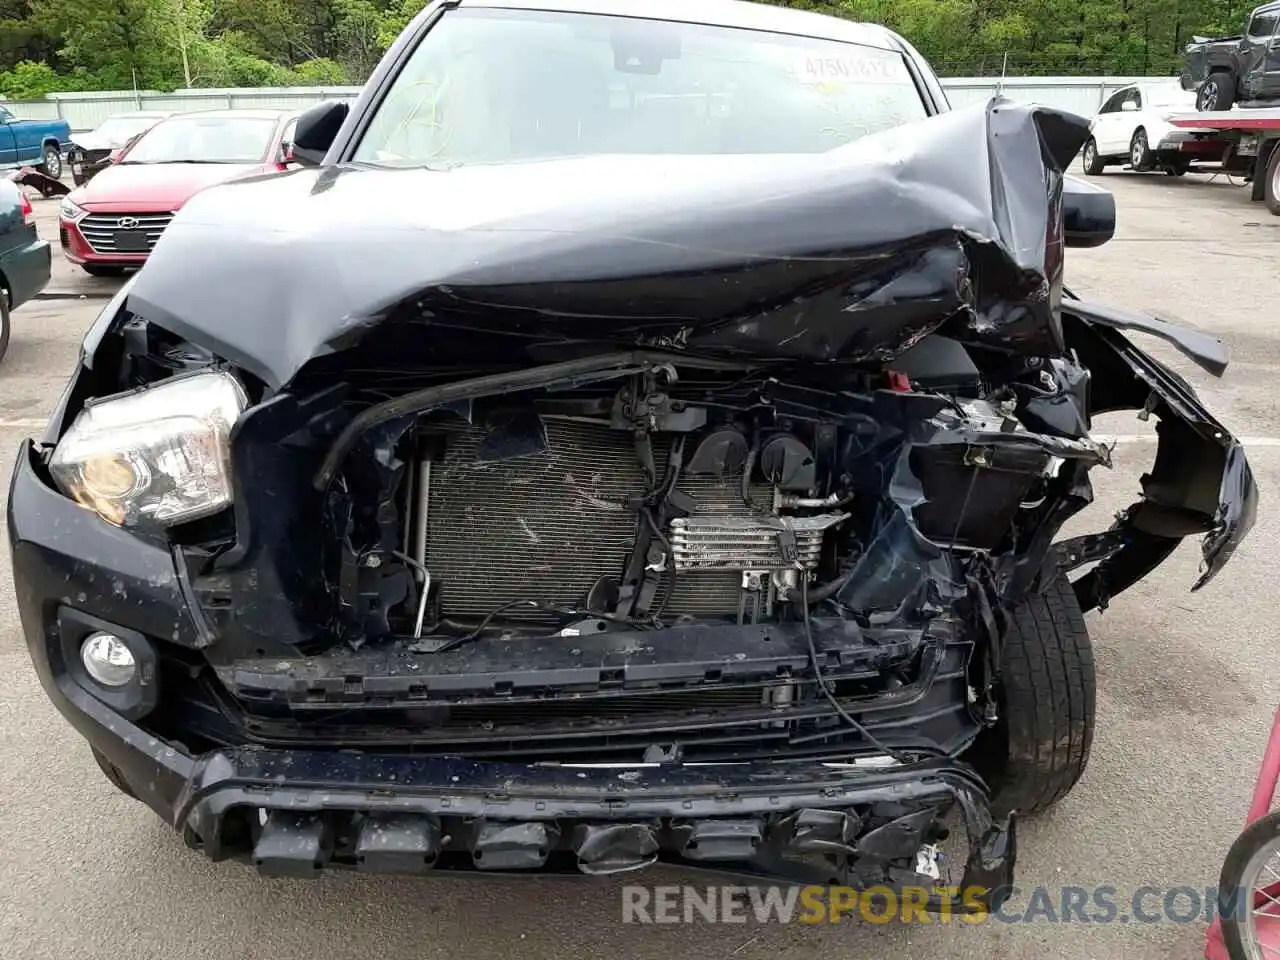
[{"left": 422, "top": 418, "right": 769, "bottom": 621}]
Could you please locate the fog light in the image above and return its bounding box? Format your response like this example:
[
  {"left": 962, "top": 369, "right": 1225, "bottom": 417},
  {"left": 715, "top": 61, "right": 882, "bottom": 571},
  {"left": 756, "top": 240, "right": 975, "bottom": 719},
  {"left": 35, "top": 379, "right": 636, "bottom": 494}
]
[{"left": 80, "top": 632, "right": 137, "bottom": 687}]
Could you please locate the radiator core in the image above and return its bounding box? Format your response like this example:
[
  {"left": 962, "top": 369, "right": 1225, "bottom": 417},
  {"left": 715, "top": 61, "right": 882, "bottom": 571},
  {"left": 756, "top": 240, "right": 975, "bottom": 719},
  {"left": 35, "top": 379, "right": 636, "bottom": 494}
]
[{"left": 421, "top": 418, "right": 768, "bottom": 621}]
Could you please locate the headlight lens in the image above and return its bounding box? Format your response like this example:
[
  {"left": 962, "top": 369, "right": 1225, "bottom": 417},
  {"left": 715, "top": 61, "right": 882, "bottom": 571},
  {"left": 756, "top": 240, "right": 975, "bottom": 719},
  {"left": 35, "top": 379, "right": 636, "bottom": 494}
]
[
  {"left": 50, "top": 371, "right": 247, "bottom": 527},
  {"left": 60, "top": 196, "right": 86, "bottom": 221}
]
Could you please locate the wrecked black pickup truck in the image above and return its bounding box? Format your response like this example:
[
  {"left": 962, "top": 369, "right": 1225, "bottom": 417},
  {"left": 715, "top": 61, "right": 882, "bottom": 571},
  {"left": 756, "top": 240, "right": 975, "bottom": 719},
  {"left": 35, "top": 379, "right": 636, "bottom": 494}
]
[
  {"left": 6, "top": 0, "right": 1257, "bottom": 907},
  {"left": 1179, "top": 0, "right": 1280, "bottom": 111}
]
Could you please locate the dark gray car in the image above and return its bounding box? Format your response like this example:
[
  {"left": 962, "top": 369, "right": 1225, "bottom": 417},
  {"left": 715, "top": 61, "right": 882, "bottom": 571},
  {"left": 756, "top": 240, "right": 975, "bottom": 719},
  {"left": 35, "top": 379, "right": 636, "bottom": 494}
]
[{"left": 0, "top": 177, "right": 52, "bottom": 363}]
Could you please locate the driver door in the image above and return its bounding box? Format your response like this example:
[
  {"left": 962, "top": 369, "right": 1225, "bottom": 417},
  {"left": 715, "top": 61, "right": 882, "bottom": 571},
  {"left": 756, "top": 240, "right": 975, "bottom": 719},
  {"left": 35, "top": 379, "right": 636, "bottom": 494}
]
[
  {"left": 1260, "top": 11, "right": 1280, "bottom": 97},
  {"left": 1240, "top": 10, "right": 1279, "bottom": 98},
  {"left": 1094, "top": 87, "right": 1137, "bottom": 154}
]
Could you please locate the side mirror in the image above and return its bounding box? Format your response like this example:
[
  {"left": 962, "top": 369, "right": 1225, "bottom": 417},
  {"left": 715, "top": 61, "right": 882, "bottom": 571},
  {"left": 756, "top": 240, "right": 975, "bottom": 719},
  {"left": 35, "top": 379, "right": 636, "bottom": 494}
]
[
  {"left": 291, "top": 100, "right": 348, "bottom": 167},
  {"left": 1120, "top": 100, "right": 1138, "bottom": 111},
  {"left": 1063, "top": 175, "right": 1116, "bottom": 248}
]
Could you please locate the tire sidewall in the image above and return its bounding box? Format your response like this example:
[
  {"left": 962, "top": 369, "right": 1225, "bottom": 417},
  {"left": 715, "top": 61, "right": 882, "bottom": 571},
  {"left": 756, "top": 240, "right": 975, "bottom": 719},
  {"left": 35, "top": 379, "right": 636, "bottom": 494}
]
[
  {"left": 0, "top": 290, "right": 11, "bottom": 365},
  {"left": 965, "top": 575, "right": 1096, "bottom": 818},
  {"left": 1199, "top": 73, "right": 1236, "bottom": 112},
  {"left": 1266, "top": 145, "right": 1280, "bottom": 216},
  {"left": 1083, "top": 139, "right": 1104, "bottom": 176},
  {"left": 1198, "top": 78, "right": 1219, "bottom": 111},
  {"left": 41, "top": 145, "right": 62, "bottom": 180},
  {"left": 1131, "top": 129, "right": 1152, "bottom": 171}
]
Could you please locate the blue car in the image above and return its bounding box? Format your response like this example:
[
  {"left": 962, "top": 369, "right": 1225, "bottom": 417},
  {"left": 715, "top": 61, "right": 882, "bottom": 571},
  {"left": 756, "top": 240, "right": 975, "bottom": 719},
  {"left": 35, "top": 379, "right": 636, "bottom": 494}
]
[{"left": 0, "top": 105, "right": 72, "bottom": 180}]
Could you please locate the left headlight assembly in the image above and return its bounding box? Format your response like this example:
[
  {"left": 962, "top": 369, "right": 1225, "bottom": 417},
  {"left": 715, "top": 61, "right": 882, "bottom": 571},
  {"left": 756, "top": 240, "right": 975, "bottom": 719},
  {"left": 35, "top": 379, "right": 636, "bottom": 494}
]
[
  {"left": 59, "top": 196, "right": 86, "bottom": 221},
  {"left": 49, "top": 371, "right": 247, "bottom": 528}
]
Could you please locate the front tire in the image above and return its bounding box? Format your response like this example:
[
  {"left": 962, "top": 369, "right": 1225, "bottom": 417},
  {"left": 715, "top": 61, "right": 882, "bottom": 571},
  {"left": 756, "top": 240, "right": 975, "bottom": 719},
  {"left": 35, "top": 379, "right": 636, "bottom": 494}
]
[
  {"left": 1130, "top": 129, "right": 1155, "bottom": 172},
  {"left": 1264, "top": 143, "right": 1280, "bottom": 216},
  {"left": 966, "top": 575, "right": 1096, "bottom": 818},
  {"left": 39, "top": 143, "right": 62, "bottom": 180},
  {"left": 0, "top": 288, "right": 10, "bottom": 365},
  {"left": 1197, "top": 73, "right": 1236, "bottom": 112},
  {"left": 1082, "top": 138, "right": 1106, "bottom": 176}
]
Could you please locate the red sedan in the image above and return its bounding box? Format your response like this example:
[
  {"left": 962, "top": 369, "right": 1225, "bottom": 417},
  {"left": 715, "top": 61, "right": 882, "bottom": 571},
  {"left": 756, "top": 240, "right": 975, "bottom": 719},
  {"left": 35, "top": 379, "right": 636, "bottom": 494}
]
[{"left": 58, "top": 109, "right": 298, "bottom": 276}]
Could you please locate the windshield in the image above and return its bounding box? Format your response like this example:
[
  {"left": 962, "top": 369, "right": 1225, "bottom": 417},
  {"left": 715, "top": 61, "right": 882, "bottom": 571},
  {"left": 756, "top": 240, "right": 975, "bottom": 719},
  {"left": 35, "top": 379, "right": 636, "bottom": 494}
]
[
  {"left": 122, "top": 116, "right": 277, "bottom": 164},
  {"left": 353, "top": 8, "right": 928, "bottom": 167},
  {"left": 96, "top": 116, "right": 163, "bottom": 145}
]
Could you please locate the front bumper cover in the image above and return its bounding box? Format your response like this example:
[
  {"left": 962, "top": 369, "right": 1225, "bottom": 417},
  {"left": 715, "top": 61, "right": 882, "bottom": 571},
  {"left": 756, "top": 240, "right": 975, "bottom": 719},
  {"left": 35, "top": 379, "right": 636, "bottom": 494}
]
[
  {"left": 34, "top": 634, "right": 1017, "bottom": 904},
  {"left": 7, "top": 442, "right": 1012, "bottom": 904}
]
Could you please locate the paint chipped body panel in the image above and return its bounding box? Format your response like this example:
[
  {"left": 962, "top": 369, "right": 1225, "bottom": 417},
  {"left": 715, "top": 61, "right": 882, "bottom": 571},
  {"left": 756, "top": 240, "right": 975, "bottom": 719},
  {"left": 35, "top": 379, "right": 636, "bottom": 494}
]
[{"left": 6, "top": 0, "right": 1256, "bottom": 900}]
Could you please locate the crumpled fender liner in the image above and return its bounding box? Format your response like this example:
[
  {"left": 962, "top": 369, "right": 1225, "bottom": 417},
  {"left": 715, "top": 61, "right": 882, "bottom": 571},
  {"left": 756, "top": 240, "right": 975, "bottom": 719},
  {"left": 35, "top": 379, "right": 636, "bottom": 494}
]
[{"left": 1059, "top": 308, "right": 1257, "bottom": 608}]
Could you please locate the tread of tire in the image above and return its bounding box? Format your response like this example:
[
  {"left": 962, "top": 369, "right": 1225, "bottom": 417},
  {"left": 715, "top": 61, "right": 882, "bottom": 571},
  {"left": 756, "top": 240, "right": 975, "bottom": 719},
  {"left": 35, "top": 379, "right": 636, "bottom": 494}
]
[
  {"left": 989, "top": 575, "right": 1096, "bottom": 817},
  {"left": 1264, "top": 143, "right": 1280, "bottom": 216}
]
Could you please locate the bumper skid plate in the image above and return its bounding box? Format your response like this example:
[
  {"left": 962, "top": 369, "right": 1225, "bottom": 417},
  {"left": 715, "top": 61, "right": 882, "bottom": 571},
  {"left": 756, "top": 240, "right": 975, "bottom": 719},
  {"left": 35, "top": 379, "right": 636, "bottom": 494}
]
[{"left": 172, "top": 745, "right": 1014, "bottom": 910}]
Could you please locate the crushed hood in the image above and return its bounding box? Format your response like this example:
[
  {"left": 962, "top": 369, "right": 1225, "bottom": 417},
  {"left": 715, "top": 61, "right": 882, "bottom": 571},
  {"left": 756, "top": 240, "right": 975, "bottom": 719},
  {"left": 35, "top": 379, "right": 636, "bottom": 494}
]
[
  {"left": 123, "top": 97, "right": 1091, "bottom": 390},
  {"left": 69, "top": 132, "right": 113, "bottom": 152}
]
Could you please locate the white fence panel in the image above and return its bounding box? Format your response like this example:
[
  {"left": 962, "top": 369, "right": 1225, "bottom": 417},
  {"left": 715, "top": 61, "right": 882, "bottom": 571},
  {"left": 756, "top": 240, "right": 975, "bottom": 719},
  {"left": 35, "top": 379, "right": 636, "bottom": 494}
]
[
  {"left": 0, "top": 98, "right": 61, "bottom": 122},
  {"left": 942, "top": 76, "right": 1158, "bottom": 116}
]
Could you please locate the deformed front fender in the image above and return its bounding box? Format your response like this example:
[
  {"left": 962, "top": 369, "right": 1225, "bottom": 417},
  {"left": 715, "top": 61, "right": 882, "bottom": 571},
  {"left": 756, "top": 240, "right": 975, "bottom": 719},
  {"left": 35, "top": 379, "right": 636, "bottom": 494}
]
[
  {"left": 1067, "top": 299, "right": 1230, "bottom": 377},
  {"left": 1060, "top": 303, "right": 1257, "bottom": 610}
]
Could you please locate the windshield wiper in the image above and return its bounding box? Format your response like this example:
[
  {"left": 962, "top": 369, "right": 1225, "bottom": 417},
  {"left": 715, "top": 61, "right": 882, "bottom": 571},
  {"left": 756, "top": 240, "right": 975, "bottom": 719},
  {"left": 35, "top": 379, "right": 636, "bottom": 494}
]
[{"left": 347, "top": 158, "right": 464, "bottom": 172}]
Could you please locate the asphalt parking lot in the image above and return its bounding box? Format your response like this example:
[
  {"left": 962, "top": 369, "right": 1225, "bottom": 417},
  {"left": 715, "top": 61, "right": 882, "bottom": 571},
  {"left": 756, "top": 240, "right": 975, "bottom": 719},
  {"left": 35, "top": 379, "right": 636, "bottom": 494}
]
[{"left": 1, "top": 167, "right": 1278, "bottom": 960}]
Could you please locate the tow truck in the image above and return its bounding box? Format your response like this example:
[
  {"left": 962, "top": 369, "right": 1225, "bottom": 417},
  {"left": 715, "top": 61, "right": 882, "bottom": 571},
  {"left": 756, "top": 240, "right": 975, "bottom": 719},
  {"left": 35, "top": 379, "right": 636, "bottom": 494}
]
[{"left": 1166, "top": 107, "right": 1280, "bottom": 214}]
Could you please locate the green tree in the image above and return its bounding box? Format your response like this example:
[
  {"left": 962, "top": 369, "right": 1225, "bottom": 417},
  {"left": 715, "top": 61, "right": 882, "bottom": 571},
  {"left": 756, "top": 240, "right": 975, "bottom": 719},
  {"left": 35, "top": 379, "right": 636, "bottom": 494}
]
[
  {"left": 330, "top": 0, "right": 387, "bottom": 81},
  {"left": 0, "top": 56, "right": 60, "bottom": 97},
  {"left": 31, "top": 0, "right": 176, "bottom": 89},
  {"left": 0, "top": 0, "right": 1262, "bottom": 93},
  {"left": 290, "top": 55, "right": 347, "bottom": 84}
]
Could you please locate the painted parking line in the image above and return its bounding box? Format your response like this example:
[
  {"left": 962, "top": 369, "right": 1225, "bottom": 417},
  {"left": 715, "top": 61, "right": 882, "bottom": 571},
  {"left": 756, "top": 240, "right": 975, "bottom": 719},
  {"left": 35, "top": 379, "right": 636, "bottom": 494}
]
[{"left": 1099, "top": 435, "right": 1280, "bottom": 447}]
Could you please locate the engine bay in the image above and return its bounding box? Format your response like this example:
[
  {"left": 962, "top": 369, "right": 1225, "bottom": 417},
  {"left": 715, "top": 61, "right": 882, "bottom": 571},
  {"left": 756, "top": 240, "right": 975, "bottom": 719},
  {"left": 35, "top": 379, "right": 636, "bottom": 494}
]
[{"left": 322, "top": 343, "right": 1111, "bottom": 654}]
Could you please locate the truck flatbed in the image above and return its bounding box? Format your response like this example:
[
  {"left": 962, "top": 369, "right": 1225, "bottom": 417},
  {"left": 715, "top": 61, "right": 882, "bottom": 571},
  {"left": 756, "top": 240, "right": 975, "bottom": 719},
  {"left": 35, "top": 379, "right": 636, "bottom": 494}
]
[
  {"left": 1168, "top": 108, "right": 1280, "bottom": 131},
  {"left": 1164, "top": 108, "right": 1280, "bottom": 213}
]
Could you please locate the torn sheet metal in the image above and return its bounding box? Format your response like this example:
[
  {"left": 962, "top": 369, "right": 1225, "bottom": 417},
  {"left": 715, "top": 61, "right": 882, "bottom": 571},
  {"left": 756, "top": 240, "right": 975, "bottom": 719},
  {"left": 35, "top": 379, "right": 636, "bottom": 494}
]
[
  {"left": 121, "top": 97, "right": 1086, "bottom": 390},
  {"left": 1060, "top": 308, "right": 1258, "bottom": 604}
]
